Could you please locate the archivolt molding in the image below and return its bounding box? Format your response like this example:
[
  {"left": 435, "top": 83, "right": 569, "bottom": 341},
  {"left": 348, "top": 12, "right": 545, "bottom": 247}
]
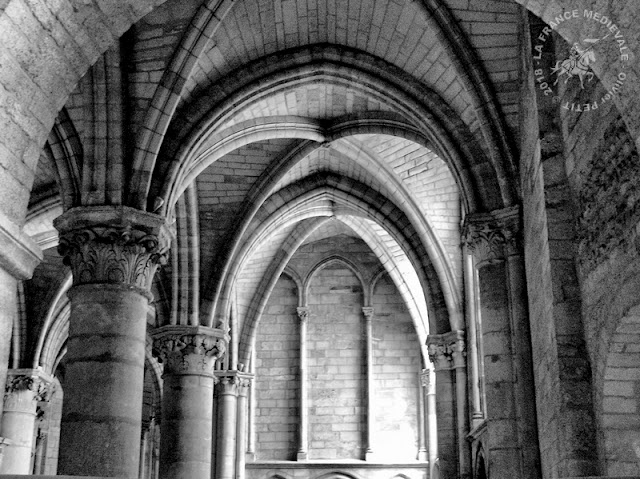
[
  {"left": 128, "top": 0, "right": 237, "bottom": 209},
  {"left": 204, "top": 173, "right": 449, "bottom": 330},
  {"left": 303, "top": 255, "right": 367, "bottom": 305},
  {"left": 194, "top": 132, "right": 461, "bottom": 328},
  {"left": 45, "top": 108, "right": 82, "bottom": 210}
]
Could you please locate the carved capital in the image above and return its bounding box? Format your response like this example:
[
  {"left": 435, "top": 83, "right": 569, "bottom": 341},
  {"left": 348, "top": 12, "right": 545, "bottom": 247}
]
[
  {"left": 462, "top": 206, "right": 522, "bottom": 264},
  {"left": 420, "top": 369, "right": 430, "bottom": 388},
  {"left": 296, "top": 307, "right": 309, "bottom": 322},
  {"left": 4, "top": 369, "right": 55, "bottom": 413},
  {"left": 152, "top": 325, "right": 228, "bottom": 376},
  {"left": 426, "top": 331, "right": 466, "bottom": 371},
  {"left": 362, "top": 307, "right": 374, "bottom": 320},
  {"left": 55, "top": 206, "right": 171, "bottom": 292},
  {"left": 420, "top": 369, "right": 435, "bottom": 395},
  {"left": 215, "top": 371, "right": 254, "bottom": 396}
]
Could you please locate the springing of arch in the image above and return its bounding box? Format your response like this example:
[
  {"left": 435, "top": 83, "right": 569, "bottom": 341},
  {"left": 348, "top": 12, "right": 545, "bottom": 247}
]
[
  {"left": 44, "top": 108, "right": 82, "bottom": 210},
  {"left": 281, "top": 267, "right": 304, "bottom": 305}
]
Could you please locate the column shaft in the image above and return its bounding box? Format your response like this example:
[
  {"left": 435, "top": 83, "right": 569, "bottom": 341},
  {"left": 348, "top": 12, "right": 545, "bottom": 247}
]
[
  {"left": 417, "top": 371, "right": 427, "bottom": 461},
  {"left": 58, "top": 285, "right": 148, "bottom": 476},
  {"left": 363, "top": 307, "right": 375, "bottom": 460},
  {"left": 2, "top": 390, "right": 35, "bottom": 473},
  {"left": 463, "top": 250, "right": 483, "bottom": 424},
  {"left": 235, "top": 380, "right": 250, "bottom": 479},
  {"left": 426, "top": 371, "right": 438, "bottom": 475},
  {"left": 1, "top": 370, "right": 53, "bottom": 474},
  {"left": 217, "top": 377, "right": 238, "bottom": 479},
  {"left": 297, "top": 307, "right": 308, "bottom": 460},
  {"left": 161, "top": 374, "right": 214, "bottom": 478}
]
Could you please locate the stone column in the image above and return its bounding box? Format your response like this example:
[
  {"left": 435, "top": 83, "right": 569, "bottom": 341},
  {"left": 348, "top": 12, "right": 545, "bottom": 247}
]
[
  {"left": 152, "top": 326, "right": 227, "bottom": 479},
  {"left": 0, "top": 210, "right": 42, "bottom": 465},
  {"left": 417, "top": 370, "right": 427, "bottom": 462},
  {"left": 296, "top": 306, "right": 309, "bottom": 461},
  {"left": 362, "top": 306, "right": 375, "bottom": 461},
  {"left": 462, "top": 206, "right": 540, "bottom": 479},
  {"left": 235, "top": 375, "right": 252, "bottom": 479},
  {"left": 463, "top": 248, "right": 484, "bottom": 426},
  {"left": 246, "top": 340, "right": 257, "bottom": 462},
  {"left": 427, "top": 331, "right": 470, "bottom": 479},
  {"left": 54, "top": 206, "right": 169, "bottom": 477},
  {"left": 216, "top": 373, "right": 239, "bottom": 479},
  {"left": 0, "top": 369, "right": 54, "bottom": 473},
  {"left": 421, "top": 369, "right": 438, "bottom": 476}
]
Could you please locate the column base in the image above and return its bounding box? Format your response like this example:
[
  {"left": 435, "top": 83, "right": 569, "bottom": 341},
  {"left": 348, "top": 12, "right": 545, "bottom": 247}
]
[
  {"left": 296, "top": 451, "right": 308, "bottom": 461},
  {"left": 246, "top": 452, "right": 257, "bottom": 462},
  {"left": 417, "top": 449, "right": 427, "bottom": 462},
  {"left": 365, "top": 450, "right": 375, "bottom": 461}
]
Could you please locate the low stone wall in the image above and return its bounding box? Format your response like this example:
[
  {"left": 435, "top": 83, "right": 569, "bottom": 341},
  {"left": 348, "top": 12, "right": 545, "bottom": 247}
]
[{"left": 246, "top": 461, "right": 429, "bottom": 479}]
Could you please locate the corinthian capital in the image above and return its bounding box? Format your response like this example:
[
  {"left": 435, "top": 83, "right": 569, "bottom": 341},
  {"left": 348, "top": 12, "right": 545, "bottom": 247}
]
[
  {"left": 152, "top": 325, "right": 228, "bottom": 375},
  {"left": 54, "top": 206, "right": 171, "bottom": 292},
  {"left": 4, "top": 369, "right": 55, "bottom": 412},
  {"left": 461, "top": 206, "right": 521, "bottom": 263}
]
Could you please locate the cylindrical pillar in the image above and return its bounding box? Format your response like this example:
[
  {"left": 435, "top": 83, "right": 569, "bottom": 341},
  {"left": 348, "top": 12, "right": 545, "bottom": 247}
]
[
  {"left": 58, "top": 284, "right": 149, "bottom": 476},
  {"left": 217, "top": 375, "right": 238, "bottom": 479},
  {"left": 235, "top": 376, "right": 251, "bottom": 479},
  {"left": 427, "top": 332, "right": 468, "bottom": 479},
  {"left": 153, "top": 326, "right": 227, "bottom": 479},
  {"left": 425, "top": 369, "right": 438, "bottom": 474},
  {"left": 362, "top": 306, "right": 375, "bottom": 461},
  {"left": 417, "top": 370, "right": 428, "bottom": 462},
  {"left": 296, "top": 307, "right": 309, "bottom": 461},
  {"left": 463, "top": 249, "right": 484, "bottom": 425},
  {"left": 451, "top": 334, "right": 470, "bottom": 479},
  {"left": 1, "top": 370, "right": 53, "bottom": 473},
  {"left": 54, "top": 206, "right": 170, "bottom": 477}
]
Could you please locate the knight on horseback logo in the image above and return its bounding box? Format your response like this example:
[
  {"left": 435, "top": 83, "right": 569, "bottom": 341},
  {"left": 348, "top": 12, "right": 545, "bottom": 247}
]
[{"left": 531, "top": 9, "right": 632, "bottom": 113}]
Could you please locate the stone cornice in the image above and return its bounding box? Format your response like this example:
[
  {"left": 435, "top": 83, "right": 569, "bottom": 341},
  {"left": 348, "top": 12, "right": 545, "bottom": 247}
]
[
  {"left": 0, "top": 209, "right": 43, "bottom": 280},
  {"left": 152, "top": 325, "right": 228, "bottom": 376}
]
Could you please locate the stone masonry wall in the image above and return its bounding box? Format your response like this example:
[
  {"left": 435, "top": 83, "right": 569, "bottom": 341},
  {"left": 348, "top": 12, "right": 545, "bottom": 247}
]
[
  {"left": 254, "top": 274, "right": 300, "bottom": 461},
  {"left": 371, "top": 273, "right": 421, "bottom": 461},
  {"left": 307, "top": 263, "right": 366, "bottom": 460},
  {"left": 253, "top": 236, "right": 424, "bottom": 464}
]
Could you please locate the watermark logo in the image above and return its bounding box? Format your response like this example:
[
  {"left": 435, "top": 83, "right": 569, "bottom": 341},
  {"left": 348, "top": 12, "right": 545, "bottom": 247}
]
[{"left": 532, "top": 9, "right": 631, "bottom": 113}]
